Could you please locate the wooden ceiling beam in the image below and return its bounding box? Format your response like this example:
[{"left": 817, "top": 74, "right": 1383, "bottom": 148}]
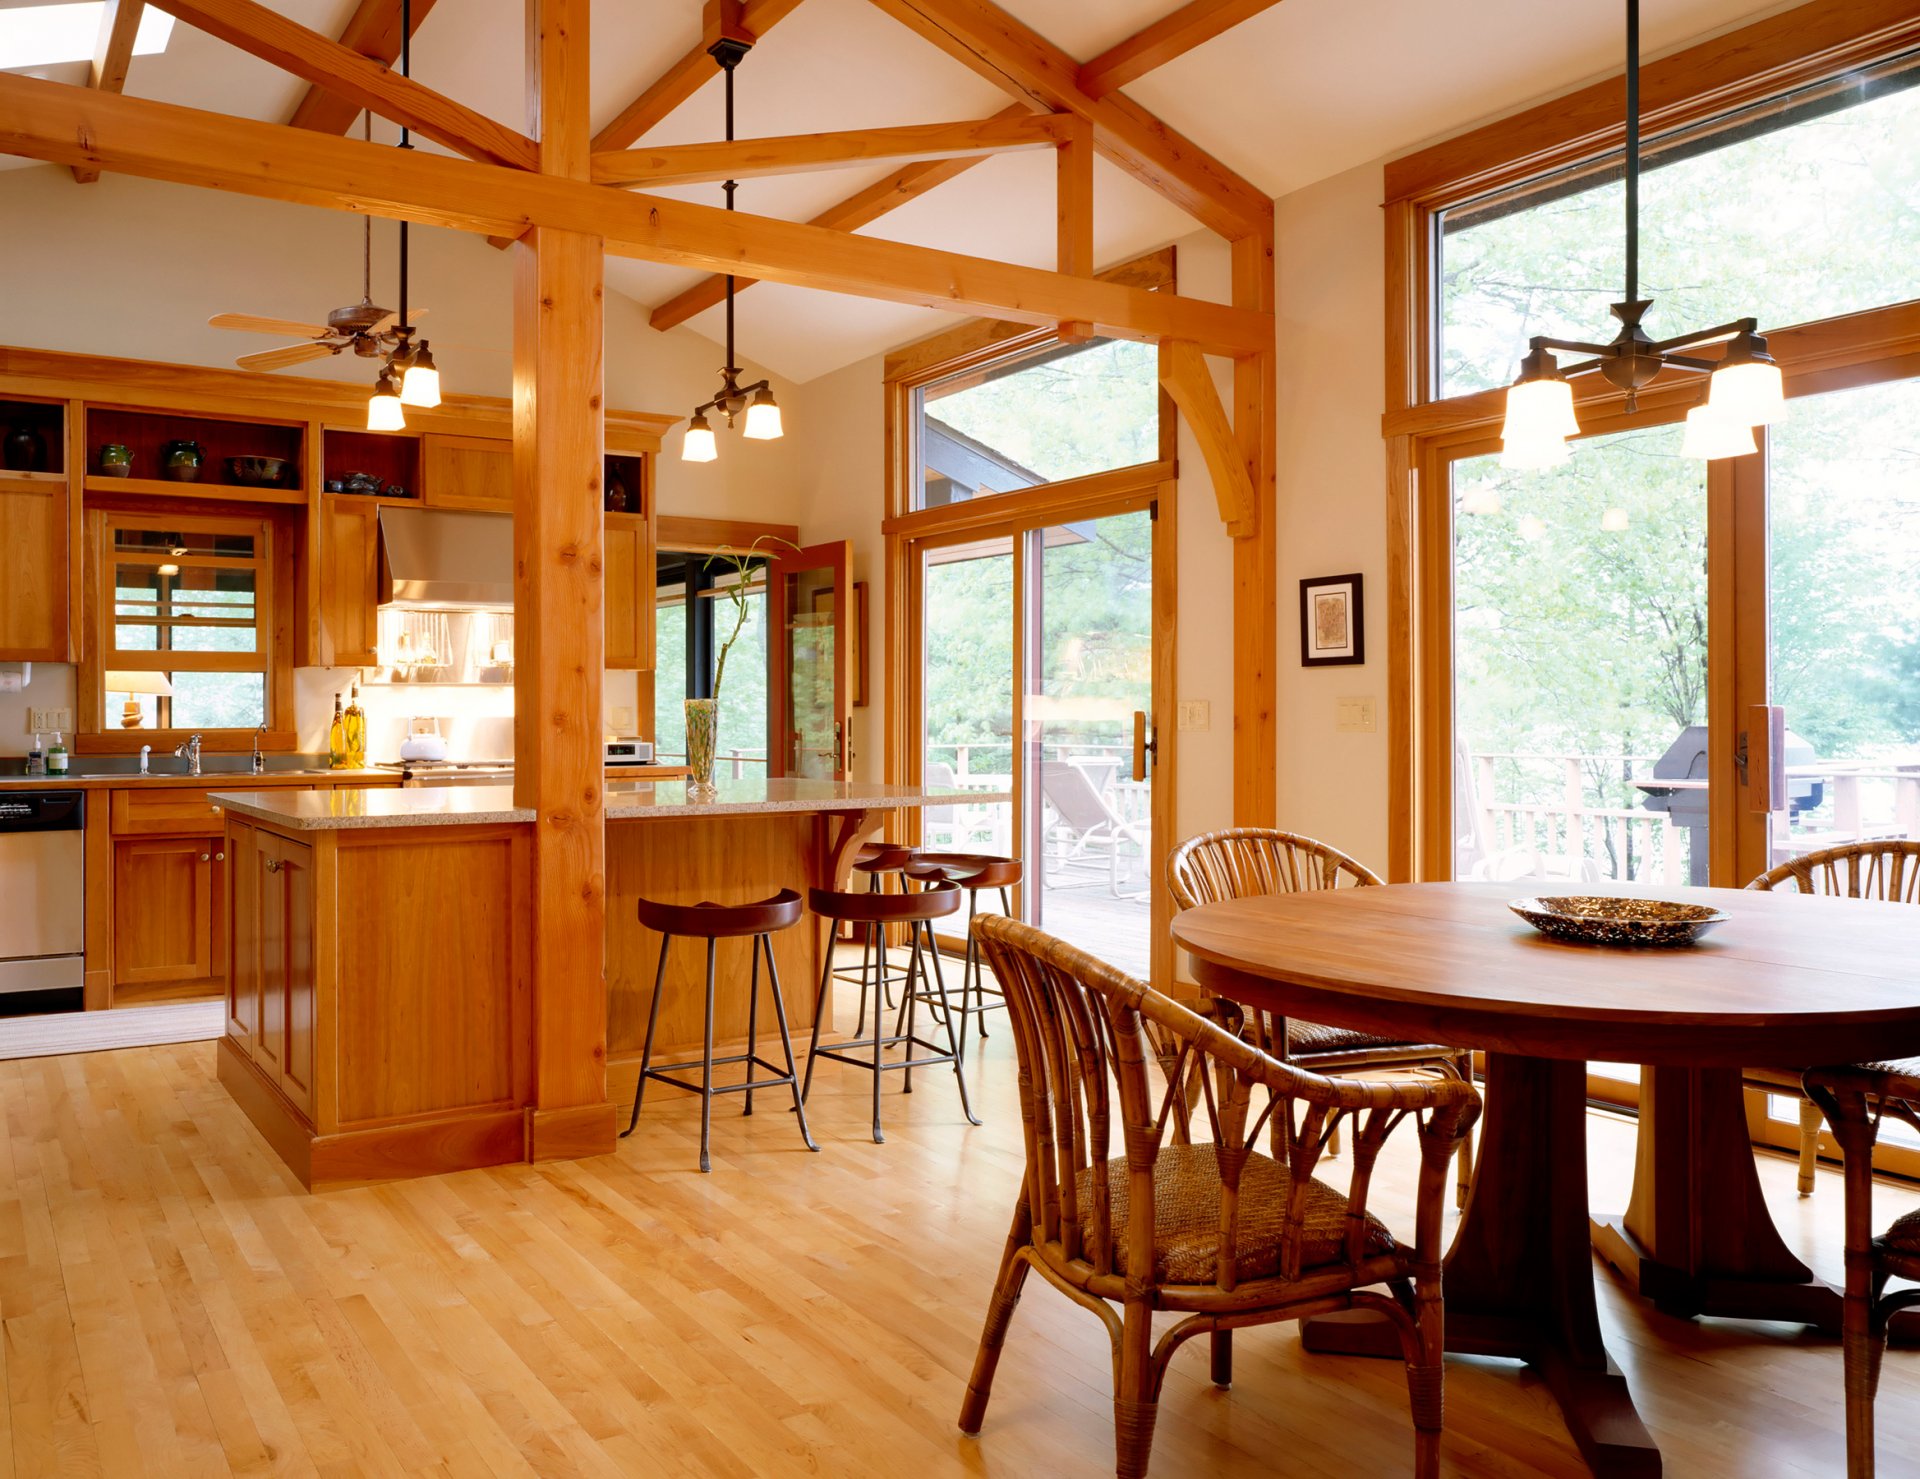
[
  {"left": 591, "top": 0, "right": 807, "bottom": 153},
  {"left": 861, "top": 0, "right": 1268, "bottom": 239},
  {"left": 1055, "top": 114, "right": 1093, "bottom": 341},
  {"left": 1160, "top": 341, "right": 1255, "bottom": 537},
  {"left": 144, "top": 0, "right": 536, "bottom": 169},
  {"left": 286, "top": 0, "right": 440, "bottom": 136},
  {"left": 1078, "top": 0, "right": 1286, "bottom": 100},
  {"left": 71, "top": 0, "right": 145, "bottom": 183},
  {"left": 593, "top": 112, "right": 1074, "bottom": 188},
  {"left": 0, "top": 72, "right": 1269, "bottom": 357}
]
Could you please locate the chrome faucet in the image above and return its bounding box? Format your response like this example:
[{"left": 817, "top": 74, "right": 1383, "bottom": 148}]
[
  {"left": 138, "top": 744, "right": 151, "bottom": 777},
  {"left": 174, "top": 733, "right": 202, "bottom": 776},
  {"left": 251, "top": 726, "right": 267, "bottom": 775}
]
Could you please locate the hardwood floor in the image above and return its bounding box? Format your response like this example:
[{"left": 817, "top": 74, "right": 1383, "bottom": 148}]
[{"left": 1, "top": 988, "right": 1916, "bottom": 1476}]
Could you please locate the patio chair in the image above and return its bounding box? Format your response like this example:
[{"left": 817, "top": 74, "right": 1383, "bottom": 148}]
[
  {"left": 1746, "top": 841, "right": 1920, "bottom": 1197},
  {"left": 1168, "top": 828, "right": 1478, "bottom": 1207},
  {"left": 923, "top": 760, "right": 996, "bottom": 851},
  {"left": 1039, "top": 759, "right": 1149, "bottom": 898}
]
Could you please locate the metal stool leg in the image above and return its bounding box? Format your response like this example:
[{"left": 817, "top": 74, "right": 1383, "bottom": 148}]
[
  {"left": 698, "top": 937, "right": 717, "bottom": 1173},
  {"left": 624, "top": 931, "right": 673, "bottom": 1137},
  {"left": 762, "top": 933, "right": 818, "bottom": 1153},
  {"left": 801, "top": 927, "right": 835, "bottom": 1105},
  {"left": 869, "top": 922, "right": 886, "bottom": 1143},
  {"left": 924, "top": 917, "right": 980, "bottom": 1126},
  {"left": 853, "top": 909, "right": 873, "bottom": 1028},
  {"left": 743, "top": 932, "right": 761, "bottom": 1117},
  {"left": 956, "top": 890, "right": 978, "bottom": 1052},
  {"left": 902, "top": 922, "right": 924, "bottom": 1095}
]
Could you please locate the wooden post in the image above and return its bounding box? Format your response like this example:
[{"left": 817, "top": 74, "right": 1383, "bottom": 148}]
[
  {"left": 1231, "top": 223, "right": 1277, "bottom": 828},
  {"left": 516, "top": 0, "right": 615, "bottom": 1160},
  {"left": 1055, "top": 114, "right": 1093, "bottom": 342}
]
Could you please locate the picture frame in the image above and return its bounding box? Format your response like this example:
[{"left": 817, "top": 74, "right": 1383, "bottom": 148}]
[{"left": 1300, "top": 573, "right": 1365, "bottom": 667}]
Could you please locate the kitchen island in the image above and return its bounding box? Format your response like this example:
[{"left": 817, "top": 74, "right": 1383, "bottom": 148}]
[{"left": 210, "top": 777, "right": 1008, "bottom": 1188}]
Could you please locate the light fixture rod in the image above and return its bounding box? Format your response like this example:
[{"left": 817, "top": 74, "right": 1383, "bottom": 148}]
[{"left": 1624, "top": 0, "right": 1640, "bottom": 308}]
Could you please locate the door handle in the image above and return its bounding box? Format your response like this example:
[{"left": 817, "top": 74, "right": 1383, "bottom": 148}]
[
  {"left": 1131, "top": 711, "right": 1157, "bottom": 783},
  {"left": 1738, "top": 704, "right": 1787, "bottom": 813},
  {"left": 834, "top": 719, "right": 846, "bottom": 770}
]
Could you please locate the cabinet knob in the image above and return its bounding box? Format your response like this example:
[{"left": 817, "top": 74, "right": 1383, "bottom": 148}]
[
  {"left": 214, "top": 851, "right": 225, "bottom": 861},
  {"left": 211, "top": 803, "right": 222, "bottom": 812},
  {"left": 264, "top": 858, "right": 281, "bottom": 873},
  {"left": 199, "top": 853, "right": 210, "bottom": 862}
]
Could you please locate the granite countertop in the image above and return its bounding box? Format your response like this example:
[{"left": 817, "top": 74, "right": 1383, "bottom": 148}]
[{"left": 211, "top": 776, "right": 1012, "bottom": 832}]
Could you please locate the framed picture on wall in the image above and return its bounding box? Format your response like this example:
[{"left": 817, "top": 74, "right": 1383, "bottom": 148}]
[{"left": 1300, "top": 573, "right": 1365, "bottom": 667}]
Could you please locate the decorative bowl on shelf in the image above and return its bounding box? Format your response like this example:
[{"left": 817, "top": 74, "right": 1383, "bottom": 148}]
[
  {"left": 226, "top": 455, "right": 292, "bottom": 487},
  {"left": 1509, "top": 895, "right": 1728, "bottom": 948}
]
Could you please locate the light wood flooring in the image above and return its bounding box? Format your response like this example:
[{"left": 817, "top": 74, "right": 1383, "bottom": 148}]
[{"left": 2, "top": 988, "right": 1917, "bottom": 1477}]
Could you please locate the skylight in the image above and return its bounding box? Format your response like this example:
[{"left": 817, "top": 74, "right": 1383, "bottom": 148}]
[{"left": 0, "top": 3, "right": 176, "bottom": 72}]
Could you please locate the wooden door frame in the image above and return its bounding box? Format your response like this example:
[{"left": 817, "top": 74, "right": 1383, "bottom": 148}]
[{"left": 768, "top": 538, "right": 854, "bottom": 781}]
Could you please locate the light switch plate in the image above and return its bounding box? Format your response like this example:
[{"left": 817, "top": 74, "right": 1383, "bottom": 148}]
[
  {"left": 1177, "top": 700, "right": 1210, "bottom": 731},
  {"left": 28, "top": 707, "right": 72, "bottom": 734},
  {"left": 1336, "top": 696, "right": 1376, "bottom": 733}
]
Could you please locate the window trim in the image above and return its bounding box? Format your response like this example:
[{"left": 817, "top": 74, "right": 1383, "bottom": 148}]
[{"left": 81, "top": 506, "right": 295, "bottom": 752}]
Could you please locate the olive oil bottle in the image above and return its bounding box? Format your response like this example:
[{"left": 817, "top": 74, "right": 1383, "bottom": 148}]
[
  {"left": 344, "top": 683, "right": 368, "bottom": 769},
  {"left": 328, "top": 693, "right": 347, "bottom": 769}
]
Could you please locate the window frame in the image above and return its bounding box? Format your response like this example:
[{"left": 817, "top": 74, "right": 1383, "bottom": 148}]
[{"left": 81, "top": 506, "right": 296, "bottom": 751}]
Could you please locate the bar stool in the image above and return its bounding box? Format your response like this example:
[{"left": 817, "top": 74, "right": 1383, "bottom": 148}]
[
  {"left": 834, "top": 842, "right": 916, "bottom": 1023},
  {"left": 802, "top": 880, "right": 981, "bottom": 1143},
  {"left": 901, "top": 852, "right": 1022, "bottom": 1052},
  {"left": 624, "top": 888, "right": 818, "bottom": 1173}
]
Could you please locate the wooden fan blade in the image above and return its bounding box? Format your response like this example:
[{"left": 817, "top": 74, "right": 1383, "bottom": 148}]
[
  {"left": 210, "top": 312, "right": 332, "bottom": 337},
  {"left": 236, "top": 343, "right": 339, "bottom": 372},
  {"left": 369, "top": 306, "right": 429, "bottom": 333}
]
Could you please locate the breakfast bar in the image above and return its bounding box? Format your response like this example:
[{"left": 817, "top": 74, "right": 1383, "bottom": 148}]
[{"left": 210, "top": 778, "right": 1008, "bottom": 1188}]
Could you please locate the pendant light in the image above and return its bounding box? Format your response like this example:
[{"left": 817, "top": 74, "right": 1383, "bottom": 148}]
[
  {"left": 1498, "top": 0, "right": 1784, "bottom": 468},
  {"left": 367, "top": 365, "right": 406, "bottom": 431},
  {"left": 384, "top": 0, "right": 443, "bottom": 415},
  {"left": 681, "top": 35, "right": 784, "bottom": 462}
]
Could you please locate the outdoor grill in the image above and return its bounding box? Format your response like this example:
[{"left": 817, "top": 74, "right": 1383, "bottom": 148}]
[{"left": 1636, "top": 724, "right": 1821, "bottom": 884}]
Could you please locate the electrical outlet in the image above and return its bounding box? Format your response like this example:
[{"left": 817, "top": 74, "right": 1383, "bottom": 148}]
[
  {"left": 610, "top": 706, "right": 635, "bottom": 732},
  {"left": 1336, "top": 696, "right": 1377, "bottom": 734},
  {"left": 1177, "top": 700, "right": 1210, "bottom": 731},
  {"left": 28, "top": 707, "right": 72, "bottom": 734}
]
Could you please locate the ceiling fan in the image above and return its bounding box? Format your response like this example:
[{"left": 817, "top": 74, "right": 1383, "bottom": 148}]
[{"left": 209, "top": 212, "right": 425, "bottom": 374}]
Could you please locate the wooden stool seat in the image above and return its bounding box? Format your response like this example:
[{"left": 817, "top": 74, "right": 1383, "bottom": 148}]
[
  {"left": 803, "top": 882, "right": 979, "bottom": 1143},
  {"left": 624, "top": 888, "right": 817, "bottom": 1172}
]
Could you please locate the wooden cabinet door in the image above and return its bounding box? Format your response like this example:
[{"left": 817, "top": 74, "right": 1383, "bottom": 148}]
[
  {"left": 0, "top": 474, "right": 67, "bottom": 661},
  {"left": 226, "top": 822, "right": 261, "bottom": 1051},
  {"left": 604, "top": 512, "right": 653, "bottom": 670},
  {"left": 251, "top": 832, "right": 316, "bottom": 1117},
  {"left": 421, "top": 434, "right": 512, "bottom": 511},
  {"left": 320, "top": 496, "right": 380, "bottom": 667},
  {"left": 112, "top": 836, "right": 217, "bottom": 988}
]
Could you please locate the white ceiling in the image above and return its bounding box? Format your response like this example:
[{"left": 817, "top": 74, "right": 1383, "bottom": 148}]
[{"left": 0, "top": 0, "right": 1797, "bottom": 382}]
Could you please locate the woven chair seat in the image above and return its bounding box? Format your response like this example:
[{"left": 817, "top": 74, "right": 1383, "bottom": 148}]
[
  {"left": 1076, "top": 1142, "right": 1394, "bottom": 1284},
  {"left": 1852, "top": 1057, "right": 1920, "bottom": 1091},
  {"left": 1287, "top": 1020, "right": 1416, "bottom": 1056},
  {"left": 1887, "top": 1209, "right": 1920, "bottom": 1254}
]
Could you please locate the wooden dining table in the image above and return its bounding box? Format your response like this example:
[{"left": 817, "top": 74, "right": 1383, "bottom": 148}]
[{"left": 1171, "top": 881, "right": 1920, "bottom": 1478}]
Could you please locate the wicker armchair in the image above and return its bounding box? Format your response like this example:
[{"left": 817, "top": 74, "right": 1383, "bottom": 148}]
[
  {"left": 1746, "top": 842, "right": 1920, "bottom": 1196},
  {"left": 1167, "top": 828, "right": 1477, "bottom": 1206},
  {"left": 1803, "top": 1061, "right": 1920, "bottom": 1478},
  {"left": 958, "top": 915, "right": 1480, "bottom": 1479}
]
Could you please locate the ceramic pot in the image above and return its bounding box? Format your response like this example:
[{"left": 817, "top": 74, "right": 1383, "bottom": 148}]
[
  {"left": 97, "top": 443, "right": 133, "bottom": 477},
  {"left": 604, "top": 472, "right": 631, "bottom": 513},
  {"left": 3, "top": 423, "right": 46, "bottom": 473},
  {"left": 684, "top": 697, "right": 718, "bottom": 799},
  {"left": 161, "top": 439, "right": 205, "bottom": 482}
]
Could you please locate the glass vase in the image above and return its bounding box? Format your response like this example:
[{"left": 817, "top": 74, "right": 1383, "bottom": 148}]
[{"left": 684, "top": 697, "right": 718, "bottom": 799}]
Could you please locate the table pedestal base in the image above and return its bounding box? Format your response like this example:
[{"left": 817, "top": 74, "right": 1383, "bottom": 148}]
[{"left": 1302, "top": 1054, "right": 1660, "bottom": 1477}]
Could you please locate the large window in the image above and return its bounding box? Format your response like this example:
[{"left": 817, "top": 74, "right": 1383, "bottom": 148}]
[
  {"left": 98, "top": 512, "right": 274, "bottom": 733},
  {"left": 651, "top": 553, "right": 768, "bottom": 773},
  {"left": 1439, "top": 66, "right": 1920, "bottom": 397},
  {"left": 911, "top": 337, "right": 1161, "bottom": 510}
]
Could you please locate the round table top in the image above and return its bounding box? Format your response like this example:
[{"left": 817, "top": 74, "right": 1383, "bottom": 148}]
[{"left": 1169, "top": 881, "right": 1920, "bottom": 1068}]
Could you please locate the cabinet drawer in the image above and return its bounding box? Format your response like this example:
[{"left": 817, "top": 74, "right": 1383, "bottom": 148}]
[{"left": 111, "top": 787, "right": 310, "bottom": 835}]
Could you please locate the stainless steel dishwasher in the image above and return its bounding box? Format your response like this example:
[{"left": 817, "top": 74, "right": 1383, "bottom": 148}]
[{"left": 0, "top": 790, "right": 85, "bottom": 1015}]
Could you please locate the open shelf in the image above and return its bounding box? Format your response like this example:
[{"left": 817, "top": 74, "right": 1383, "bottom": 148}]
[
  {"left": 1, "top": 398, "right": 67, "bottom": 476},
  {"left": 604, "top": 453, "right": 644, "bottom": 514},
  {"left": 84, "top": 474, "right": 306, "bottom": 505},
  {"left": 324, "top": 429, "right": 420, "bottom": 498},
  {"left": 85, "top": 406, "right": 303, "bottom": 491}
]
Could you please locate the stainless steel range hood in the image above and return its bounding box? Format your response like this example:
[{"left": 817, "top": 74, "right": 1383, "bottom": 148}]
[{"left": 378, "top": 505, "right": 513, "bottom": 611}]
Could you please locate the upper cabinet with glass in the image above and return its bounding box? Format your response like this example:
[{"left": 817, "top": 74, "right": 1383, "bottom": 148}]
[
  {"left": 911, "top": 338, "right": 1161, "bottom": 510},
  {"left": 1439, "top": 68, "right": 1920, "bottom": 399}
]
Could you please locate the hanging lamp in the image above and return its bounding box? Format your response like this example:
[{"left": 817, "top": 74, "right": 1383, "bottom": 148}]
[
  {"left": 378, "top": 0, "right": 443, "bottom": 417},
  {"left": 681, "top": 34, "right": 784, "bottom": 462},
  {"left": 1498, "top": 0, "right": 1784, "bottom": 468}
]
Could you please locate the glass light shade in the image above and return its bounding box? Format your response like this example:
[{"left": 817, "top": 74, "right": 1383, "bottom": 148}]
[
  {"left": 681, "top": 414, "right": 718, "bottom": 463},
  {"left": 742, "top": 391, "right": 783, "bottom": 441},
  {"left": 1501, "top": 375, "right": 1580, "bottom": 444},
  {"left": 1600, "top": 507, "right": 1631, "bottom": 533},
  {"left": 367, "top": 369, "right": 406, "bottom": 431},
  {"left": 1680, "top": 405, "right": 1759, "bottom": 460},
  {"left": 399, "top": 343, "right": 441, "bottom": 408},
  {"left": 1500, "top": 435, "right": 1571, "bottom": 472},
  {"left": 1706, "top": 359, "right": 1786, "bottom": 427}
]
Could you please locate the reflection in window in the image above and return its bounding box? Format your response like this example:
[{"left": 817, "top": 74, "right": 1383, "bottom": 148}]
[
  {"left": 913, "top": 338, "right": 1159, "bottom": 508},
  {"left": 1439, "top": 68, "right": 1920, "bottom": 397}
]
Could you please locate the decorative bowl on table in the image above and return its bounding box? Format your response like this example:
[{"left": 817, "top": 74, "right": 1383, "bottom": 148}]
[
  {"left": 1509, "top": 895, "right": 1728, "bottom": 948},
  {"left": 226, "top": 455, "right": 291, "bottom": 487}
]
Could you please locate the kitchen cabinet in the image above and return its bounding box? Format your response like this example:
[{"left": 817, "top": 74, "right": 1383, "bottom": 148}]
[
  {"left": 603, "top": 511, "right": 654, "bottom": 670},
  {"left": 319, "top": 495, "right": 381, "bottom": 667},
  {"left": 227, "top": 820, "right": 315, "bottom": 1119},
  {"left": 421, "top": 434, "right": 512, "bottom": 511},
  {"left": 0, "top": 473, "right": 68, "bottom": 660},
  {"left": 112, "top": 835, "right": 225, "bottom": 994}
]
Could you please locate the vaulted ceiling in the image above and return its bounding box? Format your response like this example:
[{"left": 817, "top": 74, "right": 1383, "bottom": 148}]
[{"left": 1, "top": 0, "right": 1793, "bottom": 382}]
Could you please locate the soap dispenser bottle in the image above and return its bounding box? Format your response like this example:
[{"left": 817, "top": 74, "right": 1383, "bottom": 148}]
[
  {"left": 46, "top": 730, "right": 67, "bottom": 776},
  {"left": 328, "top": 693, "right": 347, "bottom": 770},
  {"left": 25, "top": 733, "right": 45, "bottom": 777}
]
